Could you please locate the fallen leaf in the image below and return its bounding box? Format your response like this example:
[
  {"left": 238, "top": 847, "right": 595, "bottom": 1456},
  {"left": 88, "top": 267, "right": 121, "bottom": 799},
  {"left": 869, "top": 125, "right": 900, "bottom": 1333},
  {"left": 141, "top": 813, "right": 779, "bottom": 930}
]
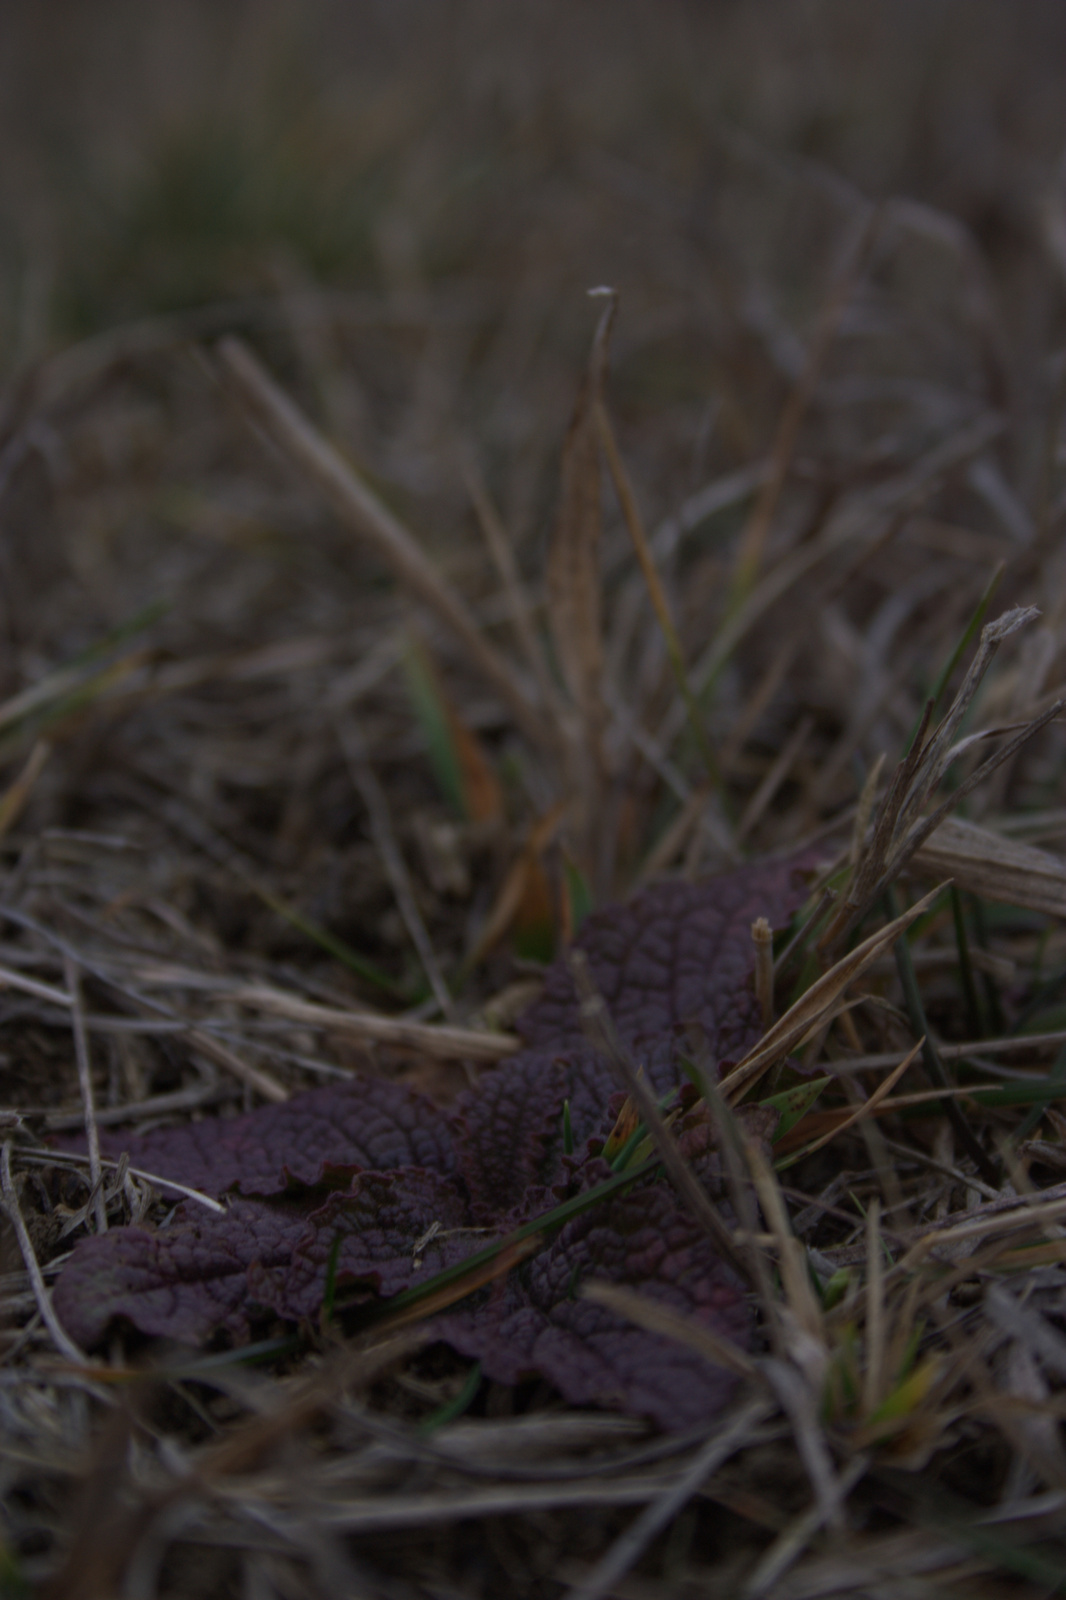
[{"left": 53, "top": 853, "right": 814, "bottom": 1429}]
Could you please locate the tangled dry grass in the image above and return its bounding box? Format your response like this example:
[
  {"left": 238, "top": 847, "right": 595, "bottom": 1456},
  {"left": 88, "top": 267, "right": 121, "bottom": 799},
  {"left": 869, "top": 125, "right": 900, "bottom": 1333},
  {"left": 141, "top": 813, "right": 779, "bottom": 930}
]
[{"left": 2, "top": 3, "right": 1066, "bottom": 1595}]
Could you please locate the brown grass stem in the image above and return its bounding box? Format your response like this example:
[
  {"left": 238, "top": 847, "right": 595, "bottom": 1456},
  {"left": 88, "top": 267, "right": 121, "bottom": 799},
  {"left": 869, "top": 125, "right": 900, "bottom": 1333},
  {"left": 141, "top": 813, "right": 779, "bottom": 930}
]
[
  {"left": 63, "top": 954, "right": 107, "bottom": 1234},
  {"left": 595, "top": 400, "right": 722, "bottom": 794}
]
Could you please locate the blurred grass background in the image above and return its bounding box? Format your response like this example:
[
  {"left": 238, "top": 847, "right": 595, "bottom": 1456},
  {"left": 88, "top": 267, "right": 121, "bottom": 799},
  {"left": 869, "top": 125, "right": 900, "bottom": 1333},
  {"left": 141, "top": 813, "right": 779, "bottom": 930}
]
[
  {"left": 0, "top": 0, "right": 1063, "bottom": 921},
  {"left": 1, "top": 0, "right": 1063, "bottom": 357}
]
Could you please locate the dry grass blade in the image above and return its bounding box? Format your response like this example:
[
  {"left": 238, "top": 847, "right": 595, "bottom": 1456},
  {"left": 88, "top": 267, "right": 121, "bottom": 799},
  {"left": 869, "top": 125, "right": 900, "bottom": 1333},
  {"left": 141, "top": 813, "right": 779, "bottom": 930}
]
[
  {"left": 0, "top": 963, "right": 72, "bottom": 1008},
  {"left": 64, "top": 954, "right": 107, "bottom": 1235},
  {"left": 746, "top": 1141, "right": 824, "bottom": 1346},
  {"left": 245, "top": 1471, "right": 715, "bottom": 1533},
  {"left": 850, "top": 752, "right": 886, "bottom": 867},
  {"left": 0, "top": 665, "right": 106, "bottom": 737},
  {"left": 665, "top": 412, "right": 1003, "bottom": 748},
  {"left": 637, "top": 783, "right": 710, "bottom": 881},
  {"left": 752, "top": 916, "right": 774, "bottom": 1027},
  {"left": 822, "top": 606, "right": 1060, "bottom": 949},
  {"left": 762, "top": 1357, "right": 852, "bottom": 1535},
  {"left": 26, "top": 1146, "right": 226, "bottom": 1212},
  {"left": 5, "top": 909, "right": 290, "bottom": 1106},
  {"left": 581, "top": 1282, "right": 759, "bottom": 1379},
  {"left": 370, "top": 1235, "right": 544, "bottom": 1334},
  {"left": 184, "top": 1026, "right": 290, "bottom": 1103},
  {"left": 40, "top": 1332, "right": 427, "bottom": 1600},
  {"left": 742, "top": 1456, "right": 868, "bottom": 1599},
  {"left": 546, "top": 294, "right": 615, "bottom": 827},
  {"left": 1, "top": 1141, "right": 89, "bottom": 1366},
  {"left": 216, "top": 335, "right": 549, "bottom": 749},
  {"left": 596, "top": 398, "right": 721, "bottom": 792},
  {"left": 901, "top": 607, "right": 1040, "bottom": 824},
  {"left": 912, "top": 815, "right": 1066, "bottom": 918},
  {"left": 460, "top": 448, "right": 563, "bottom": 724},
  {"left": 0, "top": 738, "right": 51, "bottom": 839},
  {"left": 337, "top": 717, "right": 455, "bottom": 1018},
  {"left": 775, "top": 1041, "right": 920, "bottom": 1164},
  {"left": 720, "top": 884, "right": 941, "bottom": 1103},
  {"left": 736, "top": 713, "right": 814, "bottom": 845},
  {"left": 229, "top": 983, "right": 520, "bottom": 1062},
  {"left": 565, "top": 1394, "right": 774, "bottom": 1600}
]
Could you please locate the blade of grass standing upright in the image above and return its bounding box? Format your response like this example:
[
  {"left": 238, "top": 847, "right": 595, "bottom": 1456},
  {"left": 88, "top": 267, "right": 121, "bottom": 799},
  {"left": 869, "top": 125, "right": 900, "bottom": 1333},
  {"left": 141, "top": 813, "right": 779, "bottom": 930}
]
[
  {"left": 905, "top": 561, "right": 1004, "bottom": 753},
  {"left": 885, "top": 883, "right": 998, "bottom": 1184},
  {"left": 545, "top": 293, "right": 614, "bottom": 868},
  {"left": 596, "top": 400, "right": 722, "bottom": 797}
]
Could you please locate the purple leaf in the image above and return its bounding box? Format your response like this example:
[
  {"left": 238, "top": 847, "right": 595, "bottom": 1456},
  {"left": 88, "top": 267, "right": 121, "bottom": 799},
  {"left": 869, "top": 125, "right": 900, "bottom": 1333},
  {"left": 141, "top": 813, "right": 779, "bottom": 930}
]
[
  {"left": 452, "top": 1054, "right": 568, "bottom": 1220},
  {"left": 457, "top": 854, "right": 818, "bottom": 1164},
  {"left": 439, "top": 1174, "right": 751, "bottom": 1431},
  {"left": 82, "top": 1077, "right": 456, "bottom": 1198},
  {"left": 52, "top": 1198, "right": 315, "bottom": 1347},
  {"left": 521, "top": 858, "right": 811, "bottom": 1062},
  {"left": 251, "top": 1170, "right": 481, "bottom": 1323},
  {"left": 53, "top": 856, "right": 814, "bottom": 1427},
  {"left": 52, "top": 1169, "right": 475, "bottom": 1348}
]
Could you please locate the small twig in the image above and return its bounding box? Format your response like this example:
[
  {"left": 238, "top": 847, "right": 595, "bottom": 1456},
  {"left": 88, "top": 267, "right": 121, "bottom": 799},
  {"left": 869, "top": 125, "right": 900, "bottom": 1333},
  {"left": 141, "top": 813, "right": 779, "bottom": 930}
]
[
  {"left": 64, "top": 954, "right": 107, "bottom": 1233},
  {"left": 0, "top": 1140, "right": 88, "bottom": 1365}
]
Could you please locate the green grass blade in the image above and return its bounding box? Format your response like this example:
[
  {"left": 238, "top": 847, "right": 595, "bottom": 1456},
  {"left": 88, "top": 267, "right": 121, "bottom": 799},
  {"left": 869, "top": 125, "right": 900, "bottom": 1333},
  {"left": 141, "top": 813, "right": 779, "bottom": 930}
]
[
  {"left": 905, "top": 560, "right": 1004, "bottom": 753},
  {"left": 951, "top": 885, "right": 986, "bottom": 1039},
  {"left": 419, "top": 1362, "right": 482, "bottom": 1433},
  {"left": 885, "top": 885, "right": 998, "bottom": 1184},
  {"left": 403, "top": 636, "right": 465, "bottom": 816}
]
